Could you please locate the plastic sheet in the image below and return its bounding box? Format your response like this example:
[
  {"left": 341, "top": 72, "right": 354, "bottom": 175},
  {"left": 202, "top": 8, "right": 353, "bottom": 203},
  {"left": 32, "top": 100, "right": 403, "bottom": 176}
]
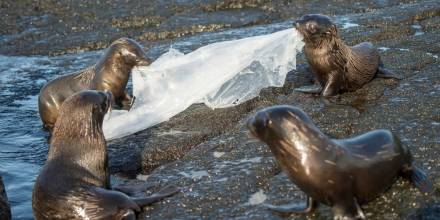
[{"left": 103, "top": 28, "right": 304, "bottom": 139}]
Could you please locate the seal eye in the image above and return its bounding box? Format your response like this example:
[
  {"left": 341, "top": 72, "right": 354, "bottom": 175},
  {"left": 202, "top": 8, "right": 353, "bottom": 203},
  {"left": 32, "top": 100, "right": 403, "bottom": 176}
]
[
  {"left": 267, "top": 119, "right": 272, "bottom": 126},
  {"left": 306, "top": 23, "right": 317, "bottom": 34},
  {"left": 263, "top": 118, "right": 272, "bottom": 128},
  {"left": 100, "top": 102, "right": 107, "bottom": 112}
]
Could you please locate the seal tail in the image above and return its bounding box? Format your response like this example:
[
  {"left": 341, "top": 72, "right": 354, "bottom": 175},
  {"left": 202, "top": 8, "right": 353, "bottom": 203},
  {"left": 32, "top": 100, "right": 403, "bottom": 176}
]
[{"left": 404, "top": 164, "right": 434, "bottom": 194}]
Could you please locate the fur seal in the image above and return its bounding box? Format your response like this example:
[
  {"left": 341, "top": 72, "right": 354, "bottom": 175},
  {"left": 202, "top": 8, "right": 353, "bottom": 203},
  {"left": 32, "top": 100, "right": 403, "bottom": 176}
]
[
  {"left": 38, "top": 37, "right": 150, "bottom": 130},
  {"left": 247, "top": 105, "right": 432, "bottom": 219},
  {"left": 33, "top": 90, "right": 178, "bottom": 220},
  {"left": 294, "top": 14, "right": 399, "bottom": 96}
]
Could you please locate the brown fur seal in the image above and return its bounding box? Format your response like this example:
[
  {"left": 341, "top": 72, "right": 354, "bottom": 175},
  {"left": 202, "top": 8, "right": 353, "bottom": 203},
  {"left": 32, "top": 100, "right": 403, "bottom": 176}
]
[
  {"left": 294, "top": 14, "right": 400, "bottom": 96},
  {"left": 33, "top": 90, "right": 178, "bottom": 220},
  {"left": 247, "top": 105, "right": 432, "bottom": 219},
  {"left": 38, "top": 38, "right": 150, "bottom": 130}
]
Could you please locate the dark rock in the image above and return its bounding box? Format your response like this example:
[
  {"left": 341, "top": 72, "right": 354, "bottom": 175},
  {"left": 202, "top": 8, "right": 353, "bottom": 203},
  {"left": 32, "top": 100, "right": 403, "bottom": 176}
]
[
  {"left": 0, "top": 0, "right": 426, "bottom": 56},
  {"left": 2, "top": 0, "right": 440, "bottom": 219},
  {"left": 133, "top": 1, "right": 440, "bottom": 218},
  {"left": 0, "top": 176, "right": 11, "bottom": 220}
]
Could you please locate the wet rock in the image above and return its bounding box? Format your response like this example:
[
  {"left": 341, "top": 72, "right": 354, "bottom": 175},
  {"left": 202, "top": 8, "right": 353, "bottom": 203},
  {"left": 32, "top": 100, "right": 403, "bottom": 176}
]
[
  {"left": 0, "top": 0, "right": 272, "bottom": 55},
  {"left": 0, "top": 0, "right": 428, "bottom": 56},
  {"left": 0, "top": 176, "right": 11, "bottom": 220},
  {"left": 2, "top": 0, "right": 439, "bottom": 219},
  {"left": 410, "top": 200, "right": 440, "bottom": 220},
  {"left": 140, "top": 99, "right": 274, "bottom": 174},
  {"left": 131, "top": 1, "right": 440, "bottom": 219}
]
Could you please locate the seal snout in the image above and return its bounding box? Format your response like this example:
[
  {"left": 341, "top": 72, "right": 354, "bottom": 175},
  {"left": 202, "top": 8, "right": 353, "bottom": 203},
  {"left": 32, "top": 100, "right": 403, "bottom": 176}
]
[
  {"left": 247, "top": 111, "right": 274, "bottom": 141},
  {"left": 136, "top": 56, "right": 151, "bottom": 66},
  {"left": 294, "top": 18, "right": 306, "bottom": 33}
]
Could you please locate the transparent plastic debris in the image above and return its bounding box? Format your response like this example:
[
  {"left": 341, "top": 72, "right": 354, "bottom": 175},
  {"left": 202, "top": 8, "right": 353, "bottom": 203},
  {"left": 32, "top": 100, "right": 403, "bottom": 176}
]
[{"left": 103, "top": 28, "right": 304, "bottom": 139}]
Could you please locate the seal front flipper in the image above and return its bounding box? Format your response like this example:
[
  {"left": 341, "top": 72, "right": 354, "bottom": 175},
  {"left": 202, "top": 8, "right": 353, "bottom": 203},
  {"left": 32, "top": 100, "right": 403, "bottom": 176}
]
[
  {"left": 133, "top": 185, "right": 179, "bottom": 207},
  {"left": 322, "top": 71, "right": 342, "bottom": 97},
  {"left": 120, "top": 92, "right": 135, "bottom": 110},
  {"left": 113, "top": 182, "right": 152, "bottom": 196},
  {"left": 263, "top": 197, "right": 316, "bottom": 214},
  {"left": 294, "top": 84, "right": 322, "bottom": 94},
  {"left": 406, "top": 165, "right": 434, "bottom": 194}
]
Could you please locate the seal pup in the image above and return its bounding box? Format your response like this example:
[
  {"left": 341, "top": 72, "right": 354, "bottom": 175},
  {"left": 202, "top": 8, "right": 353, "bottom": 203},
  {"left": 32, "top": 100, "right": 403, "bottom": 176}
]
[
  {"left": 294, "top": 14, "right": 399, "bottom": 96},
  {"left": 38, "top": 37, "right": 150, "bottom": 130},
  {"left": 33, "top": 90, "right": 178, "bottom": 220},
  {"left": 247, "top": 105, "right": 432, "bottom": 219}
]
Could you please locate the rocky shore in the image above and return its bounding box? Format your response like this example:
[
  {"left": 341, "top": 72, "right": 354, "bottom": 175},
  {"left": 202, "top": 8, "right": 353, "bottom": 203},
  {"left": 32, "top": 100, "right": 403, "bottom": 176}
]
[{"left": 1, "top": 0, "right": 439, "bottom": 219}]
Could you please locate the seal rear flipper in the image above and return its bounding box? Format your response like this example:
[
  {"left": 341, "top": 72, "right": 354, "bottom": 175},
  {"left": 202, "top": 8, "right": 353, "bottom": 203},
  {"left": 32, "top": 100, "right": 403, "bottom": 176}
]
[
  {"left": 294, "top": 84, "right": 322, "bottom": 94},
  {"left": 263, "top": 197, "right": 316, "bottom": 214},
  {"left": 332, "top": 198, "right": 365, "bottom": 220},
  {"left": 409, "top": 165, "right": 434, "bottom": 194},
  {"left": 133, "top": 185, "right": 179, "bottom": 207},
  {"left": 78, "top": 187, "right": 141, "bottom": 219},
  {"left": 376, "top": 66, "right": 402, "bottom": 79}
]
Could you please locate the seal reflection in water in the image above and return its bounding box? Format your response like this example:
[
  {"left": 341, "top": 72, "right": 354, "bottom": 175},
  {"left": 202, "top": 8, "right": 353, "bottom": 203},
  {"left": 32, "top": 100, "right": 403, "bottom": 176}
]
[
  {"left": 33, "top": 90, "right": 178, "bottom": 220},
  {"left": 38, "top": 38, "right": 150, "bottom": 130},
  {"left": 294, "top": 14, "right": 400, "bottom": 96},
  {"left": 247, "top": 105, "right": 432, "bottom": 220}
]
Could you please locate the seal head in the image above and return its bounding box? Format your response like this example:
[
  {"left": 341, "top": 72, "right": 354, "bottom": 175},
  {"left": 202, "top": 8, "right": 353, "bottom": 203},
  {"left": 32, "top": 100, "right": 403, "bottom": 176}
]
[
  {"left": 248, "top": 105, "right": 432, "bottom": 219},
  {"left": 105, "top": 37, "right": 151, "bottom": 67},
  {"left": 295, "top": 14, "right": 337, "bottom": 46}
]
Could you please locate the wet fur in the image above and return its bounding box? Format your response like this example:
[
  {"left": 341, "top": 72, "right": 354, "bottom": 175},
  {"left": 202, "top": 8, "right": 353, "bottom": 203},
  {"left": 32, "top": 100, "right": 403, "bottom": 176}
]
[
  {"left": 248, "top": 105, "right": 431, "bottom": 219},
  {"left": 38, "top": 38, "right": 149, "bottom": 129},
  {"left": 33, "top": 91, "right": 178, "bottom": 220},
  {"left": 295, "top": 14, "right": 397, "bottom": 96}
]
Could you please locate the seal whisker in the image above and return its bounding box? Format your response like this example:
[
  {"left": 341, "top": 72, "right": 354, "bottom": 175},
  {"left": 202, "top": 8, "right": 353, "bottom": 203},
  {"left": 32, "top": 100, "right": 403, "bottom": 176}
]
[{"left": 324, "top": 160, "right": 337, "bottom": 166}]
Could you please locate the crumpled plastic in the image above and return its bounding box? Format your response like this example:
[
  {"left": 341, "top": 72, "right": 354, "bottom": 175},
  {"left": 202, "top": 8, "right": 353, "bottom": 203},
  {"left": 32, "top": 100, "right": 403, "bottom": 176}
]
[{"left": 103, "top": 28, "right": 304, "bottom": 139}]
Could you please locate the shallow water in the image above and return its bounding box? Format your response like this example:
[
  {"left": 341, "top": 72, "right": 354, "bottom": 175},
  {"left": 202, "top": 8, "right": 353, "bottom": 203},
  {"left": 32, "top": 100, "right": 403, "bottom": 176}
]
[
  {"left": 0, "top": 54, "right": 98, "bottom": 219},
  {"left": 0, "top": 20, "right": 292, "bottom": 219}
]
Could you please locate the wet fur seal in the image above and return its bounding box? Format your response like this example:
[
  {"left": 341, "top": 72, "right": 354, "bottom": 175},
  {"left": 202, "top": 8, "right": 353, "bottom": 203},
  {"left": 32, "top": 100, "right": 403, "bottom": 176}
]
[
  {"left": 38, "top": 38, "right": 150, "bottom": 130},
  {"left": 33, "top": 90, "right": 178, "bottom": 220},
  {"left": 247, "top": 105, "right": 432, "bottom": 219},
  {"left": 294, "top": 14, "right": 400, "bottom": 96}
]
